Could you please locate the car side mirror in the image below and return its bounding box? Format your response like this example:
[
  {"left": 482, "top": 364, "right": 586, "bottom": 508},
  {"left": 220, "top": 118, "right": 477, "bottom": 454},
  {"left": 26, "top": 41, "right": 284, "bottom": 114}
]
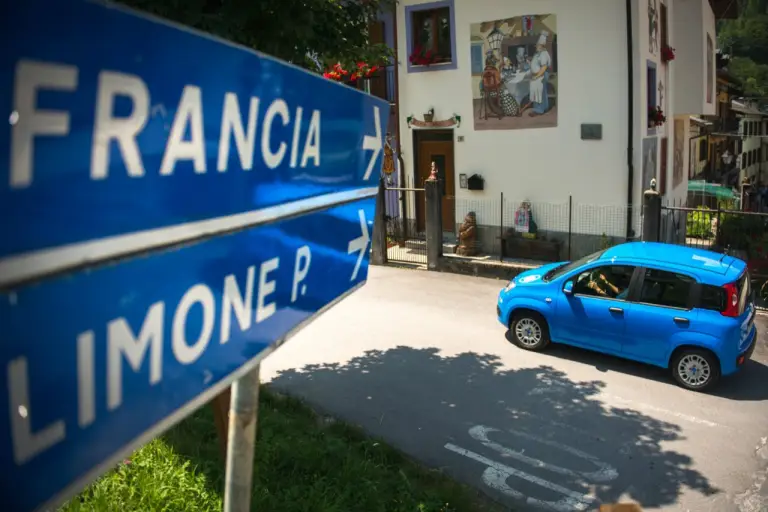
[{"left": 563, "top": 280, "right": 574, "bottom": 295}]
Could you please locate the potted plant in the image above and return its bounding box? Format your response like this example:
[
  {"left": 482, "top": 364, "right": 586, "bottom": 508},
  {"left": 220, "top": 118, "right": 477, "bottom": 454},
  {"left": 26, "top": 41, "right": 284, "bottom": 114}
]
[
  {"left": 648, "top": 105, "right": 666, "bottom": 127},
  {"left": 661, "top": 46, "right": 676, "bottom": 63},
  {"left": 409, "top": 45, "right": 441, "bottom": 66}
]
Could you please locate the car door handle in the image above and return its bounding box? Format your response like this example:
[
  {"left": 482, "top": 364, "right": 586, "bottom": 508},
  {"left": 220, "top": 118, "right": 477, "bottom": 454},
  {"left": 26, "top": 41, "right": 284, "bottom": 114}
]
[
  {"left": 608, "top": 307, "right": 624, "bottom": 314},
  {"left": 673, "top": 317, "right": 690, "bottom": 325}
]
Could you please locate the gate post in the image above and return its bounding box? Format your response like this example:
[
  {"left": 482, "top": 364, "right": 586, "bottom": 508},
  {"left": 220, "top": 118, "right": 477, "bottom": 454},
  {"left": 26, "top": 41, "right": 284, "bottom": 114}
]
[
  {"left": 425, "top": 179, "right": 443, "bottom": 270},
  {"left": 370, "top": 177, "right": 388, "bottom": 266},
  {"left": 642, "top": 178, "right": 661, "bottom": 242}
]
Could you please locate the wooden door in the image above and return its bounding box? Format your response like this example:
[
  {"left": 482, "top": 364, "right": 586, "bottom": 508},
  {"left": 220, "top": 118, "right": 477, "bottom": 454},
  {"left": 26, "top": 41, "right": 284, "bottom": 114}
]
[{"left": 416, "top": 140, "right": 456, "bottom": 233}]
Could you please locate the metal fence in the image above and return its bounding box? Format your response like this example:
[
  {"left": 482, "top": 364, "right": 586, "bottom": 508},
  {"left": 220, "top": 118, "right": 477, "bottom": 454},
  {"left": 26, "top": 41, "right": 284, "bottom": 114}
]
[
  {"left": 446, "top": 193, "right": 639, "bottom": 262},
  {"left": 660, "top": 201, "right": 768, "bottom": 309},
  {"left": 383, "top": 176, "right": 427, "bottom": 265}
]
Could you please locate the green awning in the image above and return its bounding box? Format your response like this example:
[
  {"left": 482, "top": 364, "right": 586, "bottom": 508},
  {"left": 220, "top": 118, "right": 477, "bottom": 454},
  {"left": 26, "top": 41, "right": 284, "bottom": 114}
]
[{"left": 688, "top": 180, "right": 736, "bottom": 199}]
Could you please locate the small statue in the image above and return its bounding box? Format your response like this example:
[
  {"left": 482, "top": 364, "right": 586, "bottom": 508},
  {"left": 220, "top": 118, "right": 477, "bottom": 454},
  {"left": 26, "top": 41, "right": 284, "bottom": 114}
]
[
  {"left": 427, "top": 161, "right": 439, "bottom": 181},
  {"left": 514, "top": 200, "right": 537, "bottom": 238},
  {"left": 456, "top": 211, "right": 479, "bottom": 256}
]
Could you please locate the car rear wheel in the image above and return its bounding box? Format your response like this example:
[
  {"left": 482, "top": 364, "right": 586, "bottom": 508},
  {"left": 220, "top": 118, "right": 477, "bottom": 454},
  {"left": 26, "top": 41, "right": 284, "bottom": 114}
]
[
  {"left": 510, "top": 312, "right": 550, "bottom": 351},
  {"left": 671, "top": 349, "right": 721, "bottom": 392}
]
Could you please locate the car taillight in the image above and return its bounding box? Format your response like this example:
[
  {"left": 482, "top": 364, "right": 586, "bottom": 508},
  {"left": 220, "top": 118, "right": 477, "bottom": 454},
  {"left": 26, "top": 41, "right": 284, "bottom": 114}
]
[{"left": 722, "top": 282, "right": 739, "bottom": 317}]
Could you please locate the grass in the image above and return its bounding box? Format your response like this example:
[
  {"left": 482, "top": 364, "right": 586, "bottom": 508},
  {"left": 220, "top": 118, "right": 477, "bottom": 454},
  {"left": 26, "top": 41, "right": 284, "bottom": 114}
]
[{"left": 60, "top": 387, "right": 498, "bottom": 512}]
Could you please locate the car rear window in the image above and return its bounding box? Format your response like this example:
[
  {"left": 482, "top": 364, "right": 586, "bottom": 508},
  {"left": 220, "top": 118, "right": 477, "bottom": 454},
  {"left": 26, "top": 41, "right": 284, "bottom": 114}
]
[
  {"left": 738, "top": 271, "right": 751, "bottom": 315},
  {"left": 698, "top": 284, "right": 725, "bottom": 312}
]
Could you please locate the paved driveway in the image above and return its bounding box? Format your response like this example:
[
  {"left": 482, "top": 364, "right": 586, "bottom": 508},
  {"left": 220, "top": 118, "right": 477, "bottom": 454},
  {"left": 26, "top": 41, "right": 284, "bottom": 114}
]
[{"left": 261, "top": 266, "right": 768, "bottom": 511}]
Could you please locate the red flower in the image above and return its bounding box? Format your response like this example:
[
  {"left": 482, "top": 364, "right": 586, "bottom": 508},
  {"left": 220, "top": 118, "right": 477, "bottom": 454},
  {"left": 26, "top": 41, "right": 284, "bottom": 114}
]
[
  {"left": 661, "top": 46, "right": 676, "bottom": 62},
  {"left": 409, "top": 45, "right": 440, "bottom": 66},
  {"left": 648, "top": 105, "right": 666, "bottom": 127}
]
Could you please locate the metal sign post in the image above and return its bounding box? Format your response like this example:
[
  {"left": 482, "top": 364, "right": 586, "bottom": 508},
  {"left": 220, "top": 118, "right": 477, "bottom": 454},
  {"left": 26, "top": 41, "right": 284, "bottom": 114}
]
[
  {"left": 0, "top": 1, "right": 389, "bottom": 511},
  {"left": 223, "top": 365, "right": 260, "bottom": 512}
]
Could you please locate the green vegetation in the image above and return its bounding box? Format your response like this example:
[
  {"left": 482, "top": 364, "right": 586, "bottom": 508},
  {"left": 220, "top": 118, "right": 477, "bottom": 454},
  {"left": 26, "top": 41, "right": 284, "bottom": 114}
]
[
  {"left": 718, "top": 0, "right": 768, "bottom": 98},
  {"left": 687, "top": 207, "right": 715, "bottom": 239},
  {"left": 60, "top": 388, "right": 497, "bottom": 512},
  {"left": 117, "top": 0, "right": 394, "bottom": 73}
]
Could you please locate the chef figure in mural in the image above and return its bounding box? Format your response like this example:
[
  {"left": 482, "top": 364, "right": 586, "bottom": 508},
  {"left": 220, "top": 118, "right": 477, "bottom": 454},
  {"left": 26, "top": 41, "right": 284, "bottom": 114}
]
[{"left": 525, "top": 30, "right": 551, "bottom": 117}]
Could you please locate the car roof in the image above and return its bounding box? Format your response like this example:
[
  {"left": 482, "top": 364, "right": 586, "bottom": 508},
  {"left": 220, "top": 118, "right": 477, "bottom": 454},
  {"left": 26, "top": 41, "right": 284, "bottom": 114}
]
[{"left": 599, "top": 242, "right": 746, "bottom": 285}]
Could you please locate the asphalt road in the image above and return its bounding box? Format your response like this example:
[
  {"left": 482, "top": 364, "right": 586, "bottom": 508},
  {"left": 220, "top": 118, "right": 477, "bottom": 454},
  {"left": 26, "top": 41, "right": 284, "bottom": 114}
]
[{"left": 261, "top": 266, "right": 768, "bottom": 512}]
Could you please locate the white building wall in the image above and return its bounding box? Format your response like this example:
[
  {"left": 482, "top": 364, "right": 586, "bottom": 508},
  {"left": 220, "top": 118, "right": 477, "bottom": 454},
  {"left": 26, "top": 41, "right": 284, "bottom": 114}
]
[
  {"left": 395, "top": 0, "right": 709, "bottom": 237},
  {"left": 670, "top": 0, "right": 716, "bottom": 116},
  {"left": 396, "top": 0, "right": 630, "bottom": 236},
  {"left": 742, "top": 116, "right": 765, "bottom": 181}
]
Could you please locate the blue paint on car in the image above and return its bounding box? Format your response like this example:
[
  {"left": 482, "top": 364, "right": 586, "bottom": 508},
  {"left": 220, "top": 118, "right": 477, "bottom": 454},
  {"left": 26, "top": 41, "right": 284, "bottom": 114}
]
[{"left": 497, "top": 242, "right": 758, "bottom": 391}]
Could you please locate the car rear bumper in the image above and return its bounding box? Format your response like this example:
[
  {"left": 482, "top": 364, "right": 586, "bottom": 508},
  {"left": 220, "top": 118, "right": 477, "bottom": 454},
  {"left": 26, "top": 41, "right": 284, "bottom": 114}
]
[{"left": 723, "top": 324, "right": 757, "bottom": 375}]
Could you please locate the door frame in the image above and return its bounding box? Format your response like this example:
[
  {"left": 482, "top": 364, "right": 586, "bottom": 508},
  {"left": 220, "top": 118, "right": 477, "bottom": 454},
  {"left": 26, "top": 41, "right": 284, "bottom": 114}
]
[{"left": 412, "top": 129, "right": 456, "bottom": 233}]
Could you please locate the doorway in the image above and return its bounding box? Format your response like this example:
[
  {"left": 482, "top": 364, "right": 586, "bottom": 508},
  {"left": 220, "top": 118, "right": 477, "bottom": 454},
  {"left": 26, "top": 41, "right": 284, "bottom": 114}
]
[{"left": 413, "top": 130, "right": 456, "bottom": 233}]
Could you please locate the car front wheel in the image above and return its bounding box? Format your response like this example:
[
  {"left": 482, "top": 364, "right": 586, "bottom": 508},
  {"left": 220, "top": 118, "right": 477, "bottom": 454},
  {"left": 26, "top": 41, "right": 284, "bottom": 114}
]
[
  {"left": 510, "top": 312, "right": 550, "bottom": 352},
  {"left": 671, "top": 349, "right": 721, "bottom": 392}
]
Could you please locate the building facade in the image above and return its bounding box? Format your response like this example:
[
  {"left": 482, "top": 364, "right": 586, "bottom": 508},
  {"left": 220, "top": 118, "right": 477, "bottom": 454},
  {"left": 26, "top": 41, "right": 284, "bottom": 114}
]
[{"left": 377, "top": 0, "right": 737, "bottom": 257}]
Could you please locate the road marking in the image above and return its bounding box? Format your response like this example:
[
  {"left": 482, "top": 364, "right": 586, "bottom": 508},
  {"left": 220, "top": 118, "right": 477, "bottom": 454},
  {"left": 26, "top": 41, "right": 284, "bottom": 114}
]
[
  {"left": 445, "top": 443, "right": 596, "bottom": 512},
  {"left": 528, "top": 381, "right": 722, "bottom": 429},
  {"left": 445, "top": 423, "right": 617, "bottom": 511},
  {"left": 468, "top": 425, "right": 618, "bottom": 483},
  {"left": 601, "top": 393, "right": 722, "bottom": 428}
]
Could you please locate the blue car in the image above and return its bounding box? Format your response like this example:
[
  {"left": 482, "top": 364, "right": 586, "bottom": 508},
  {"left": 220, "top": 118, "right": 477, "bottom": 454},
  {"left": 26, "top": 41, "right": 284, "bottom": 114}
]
[{"left": 497, "top": 242, "right": 757, "bottom": 391}]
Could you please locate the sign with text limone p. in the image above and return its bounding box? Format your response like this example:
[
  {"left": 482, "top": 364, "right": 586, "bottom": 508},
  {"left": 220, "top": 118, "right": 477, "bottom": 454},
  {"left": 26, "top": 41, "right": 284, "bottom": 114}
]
[{"left": 0, "top": 1, "right": 389, "bottom": 510}]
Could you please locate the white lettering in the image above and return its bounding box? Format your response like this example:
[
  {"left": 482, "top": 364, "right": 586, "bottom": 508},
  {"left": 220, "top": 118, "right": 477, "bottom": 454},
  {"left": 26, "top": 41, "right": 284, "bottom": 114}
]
[
  {"left": 217, "top": 93, "right": 259, "bottom": 172},
  {"left": 290, "top": 106, "right": 303, "bottom": 168},
  {"left": 10, "top": 60, "right": 77, "bottom": 188},
  {"left": 261, "top": 99, "right": 289, "bottom": 169},
  {"left": 108, "top": 301, "right": 164, "bottom": 410},
  {"left": 160, "top": 85, "right": 206, "bottom": 175},
  {"left": 220, "top": 266, "right": 255, "bottom": 344},
  {"left": 256, "top": 257, "right": 280, "bottom": 323},
  {"left": 291, "top": 246, "right": 311, "bottom": 302},
  {"left": 301, "top": 110, "right": 321, "bottom": 168},
  {"left": 172, "top": 284, "right": 215, "bottom": 364},
  {"left": 77, "top": 331, "right": 95, "bottom": 427},
  {"left": 8, "top": 357, "right": 66, "bottom": 464},
  {"left": 90, "top": 71, "right": 150, "bottom": 180}
]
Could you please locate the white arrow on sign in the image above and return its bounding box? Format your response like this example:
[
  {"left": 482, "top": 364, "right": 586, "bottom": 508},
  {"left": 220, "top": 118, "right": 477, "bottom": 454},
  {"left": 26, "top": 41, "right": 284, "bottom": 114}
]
[
  {"left": 362, "top": 106, "right": 382, "bottom": 180},
  {"left": 347, "top": 209, "right": 370, "bottom": 281}
]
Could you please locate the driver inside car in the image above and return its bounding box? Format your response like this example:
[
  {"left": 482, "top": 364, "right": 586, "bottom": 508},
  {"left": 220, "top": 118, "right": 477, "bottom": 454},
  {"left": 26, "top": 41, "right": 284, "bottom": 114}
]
[{"left": 584, "top": 271, "right": 629, "bottom": 299}]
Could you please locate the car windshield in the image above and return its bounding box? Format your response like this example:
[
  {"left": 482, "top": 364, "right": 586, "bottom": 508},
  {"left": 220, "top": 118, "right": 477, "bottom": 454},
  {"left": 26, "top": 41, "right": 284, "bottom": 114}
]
[{"left": 542, "top": 249, "right": 607, "bottom": 282}]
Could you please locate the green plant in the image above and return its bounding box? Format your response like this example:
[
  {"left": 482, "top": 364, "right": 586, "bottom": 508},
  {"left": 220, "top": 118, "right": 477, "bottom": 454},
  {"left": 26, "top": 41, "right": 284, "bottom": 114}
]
[
  {"left": 686, "top": 207, "right": 714, "bottom": 239},
  {"left": 599, "top": 233, "right": 612, "bottom": 250}
]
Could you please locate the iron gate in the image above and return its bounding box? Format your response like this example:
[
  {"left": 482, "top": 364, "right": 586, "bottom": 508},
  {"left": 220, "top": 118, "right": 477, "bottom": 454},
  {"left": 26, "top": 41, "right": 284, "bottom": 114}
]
[{"left": 384, "top": 180, "right": 427, "bottom": 265}]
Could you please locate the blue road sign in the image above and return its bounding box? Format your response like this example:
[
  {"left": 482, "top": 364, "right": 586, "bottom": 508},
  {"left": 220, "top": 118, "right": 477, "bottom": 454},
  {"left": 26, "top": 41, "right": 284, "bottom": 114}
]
[
  {"left": 0, "top": 0, "right": 387, "bottom": 275},
  {"left": 0, "top": 0, "right": 390, "bottom": 510},
  {"left": 1, "top": 197, "right": 377, "bottom": 511}
]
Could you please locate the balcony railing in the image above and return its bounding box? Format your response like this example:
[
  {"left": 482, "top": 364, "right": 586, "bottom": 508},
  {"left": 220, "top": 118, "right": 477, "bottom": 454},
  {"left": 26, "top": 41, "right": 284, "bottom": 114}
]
[{"left": 709, "top": 118, "right": 741, "bottom": 136}]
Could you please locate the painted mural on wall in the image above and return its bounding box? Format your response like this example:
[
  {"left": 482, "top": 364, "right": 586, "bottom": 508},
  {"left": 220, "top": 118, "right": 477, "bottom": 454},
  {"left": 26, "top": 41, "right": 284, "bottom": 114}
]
[
  {"left": 706, "top": 34, "right": 714, "bottom": 104},
  {"left": 642, "top": 137, "right": 658, "bottom": 191},
  {"left": 673, "top": 119, "right": 684, "bottom": 188},
  {"left": 470, "top": 14, "right": 557, "bottom": 130},
  {"left": 648, "top": 0, "right": 659, "bottom": 55}
]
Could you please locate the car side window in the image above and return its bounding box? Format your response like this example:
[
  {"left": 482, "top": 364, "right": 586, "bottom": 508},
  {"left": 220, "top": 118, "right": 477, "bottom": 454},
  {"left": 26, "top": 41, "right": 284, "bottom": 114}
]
[
  {"left": 572, "top": 265, "right": 635, "bottom": 300},
  {"left": 638, "top": 268, "right": 693, "bottom": 309}
]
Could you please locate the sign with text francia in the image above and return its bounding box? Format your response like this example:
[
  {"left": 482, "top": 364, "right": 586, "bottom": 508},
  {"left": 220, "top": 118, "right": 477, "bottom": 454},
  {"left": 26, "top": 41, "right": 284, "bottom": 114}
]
[{"left": 0, "top": 1, "right": 389, "bottom": 510}]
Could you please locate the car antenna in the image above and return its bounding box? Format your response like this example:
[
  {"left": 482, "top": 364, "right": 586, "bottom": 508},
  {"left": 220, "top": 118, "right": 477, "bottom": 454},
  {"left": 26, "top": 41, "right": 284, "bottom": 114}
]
[{"left": 720, "top": 245, "right": 730, "bottom": 261}]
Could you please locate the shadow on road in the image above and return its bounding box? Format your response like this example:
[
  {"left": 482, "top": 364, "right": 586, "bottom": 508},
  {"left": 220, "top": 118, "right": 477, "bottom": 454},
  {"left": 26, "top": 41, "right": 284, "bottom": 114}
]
[
  {"left": 269, "top": 346, "right": 719, "bottom": 510},
  {"left": 514, "top": 332, "right": 768, "bottom": 402}
]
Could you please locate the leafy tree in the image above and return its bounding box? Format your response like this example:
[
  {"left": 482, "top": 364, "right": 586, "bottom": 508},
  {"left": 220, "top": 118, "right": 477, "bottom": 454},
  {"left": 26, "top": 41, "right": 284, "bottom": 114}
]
[
  {"left": 118, "top": 0, "right": 394, "bottom": 76},
  {"left": 718, "top": 0, "right": 768, "bottom": 97}
]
